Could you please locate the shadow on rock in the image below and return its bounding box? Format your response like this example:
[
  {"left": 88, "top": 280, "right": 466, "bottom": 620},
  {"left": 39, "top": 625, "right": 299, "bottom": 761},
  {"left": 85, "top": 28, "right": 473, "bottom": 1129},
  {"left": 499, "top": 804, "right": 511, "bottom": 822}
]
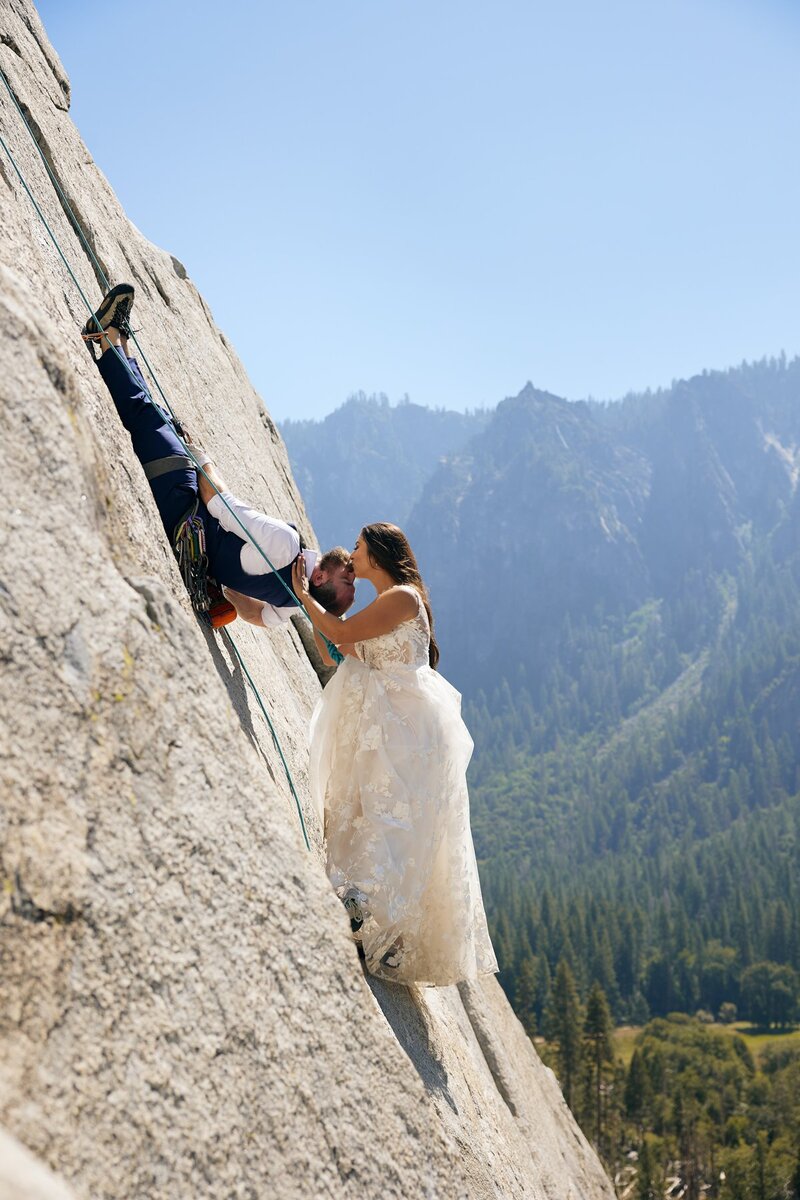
[
  {"left": 366, "top": 975, "right": 458, "bottom": 1114},
  {"left": 203, "top": 625, "right": 277, "bottom": 785}
]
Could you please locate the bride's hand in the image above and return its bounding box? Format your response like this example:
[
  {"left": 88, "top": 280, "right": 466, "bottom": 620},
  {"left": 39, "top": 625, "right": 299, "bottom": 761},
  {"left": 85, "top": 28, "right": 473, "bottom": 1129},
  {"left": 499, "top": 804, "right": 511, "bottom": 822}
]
[{"left": 292, "top": 554, "right": 310, "bottom": 602}]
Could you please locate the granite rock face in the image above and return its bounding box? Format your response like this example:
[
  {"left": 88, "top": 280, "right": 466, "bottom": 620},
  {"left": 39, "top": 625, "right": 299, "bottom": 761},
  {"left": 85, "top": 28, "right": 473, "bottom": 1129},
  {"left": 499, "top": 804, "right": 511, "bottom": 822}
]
[
  {"left": 0, "top": 4, "right": 614, "bottom": 1197},
  {"left": 0, "top": 1130, "right": 77, "bottom": 1200}
]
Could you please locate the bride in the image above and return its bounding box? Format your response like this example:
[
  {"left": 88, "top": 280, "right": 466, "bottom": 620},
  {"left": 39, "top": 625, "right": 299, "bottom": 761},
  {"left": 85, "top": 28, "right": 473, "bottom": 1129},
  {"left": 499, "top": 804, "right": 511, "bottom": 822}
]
[{"left": 292, "top": 522, "right": 497, "bottom": 986}]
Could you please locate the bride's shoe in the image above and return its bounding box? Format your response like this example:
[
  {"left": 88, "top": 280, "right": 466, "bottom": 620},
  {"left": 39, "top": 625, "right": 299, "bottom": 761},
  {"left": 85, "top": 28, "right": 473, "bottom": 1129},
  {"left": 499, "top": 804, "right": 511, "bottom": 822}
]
[{"left": 341, "top": 886, "right": 368, "bottom": 937}]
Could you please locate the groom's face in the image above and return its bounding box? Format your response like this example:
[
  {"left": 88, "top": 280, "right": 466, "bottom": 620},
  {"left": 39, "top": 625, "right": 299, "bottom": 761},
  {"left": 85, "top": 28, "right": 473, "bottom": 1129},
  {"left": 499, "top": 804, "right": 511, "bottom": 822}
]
[{"left": 322, "top": 560, "right": 356, "bottom": 613}]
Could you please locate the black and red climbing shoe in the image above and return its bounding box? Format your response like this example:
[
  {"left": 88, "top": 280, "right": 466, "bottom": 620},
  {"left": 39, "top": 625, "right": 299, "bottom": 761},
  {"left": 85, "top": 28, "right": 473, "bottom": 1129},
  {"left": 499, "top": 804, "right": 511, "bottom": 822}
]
[
  {"left": 202, "top": 579, "right": 238, "bottom": 630},
  {"left": 81, "top": 283, "right": 135, "bottom": 355}
]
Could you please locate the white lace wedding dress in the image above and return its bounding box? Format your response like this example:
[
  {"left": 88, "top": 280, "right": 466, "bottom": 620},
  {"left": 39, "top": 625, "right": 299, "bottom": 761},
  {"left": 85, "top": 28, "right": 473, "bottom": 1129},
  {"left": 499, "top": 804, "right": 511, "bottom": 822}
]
[{"left": 309, "top": 586, "right": 498, "bottom": 985}]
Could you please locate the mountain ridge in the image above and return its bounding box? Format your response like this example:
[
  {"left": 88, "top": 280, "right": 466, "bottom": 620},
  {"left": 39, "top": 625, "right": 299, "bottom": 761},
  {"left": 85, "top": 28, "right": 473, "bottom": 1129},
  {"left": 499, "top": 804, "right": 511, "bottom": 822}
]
[{"left": 282, "top": 358, "right": 800, "bottom": 1029}]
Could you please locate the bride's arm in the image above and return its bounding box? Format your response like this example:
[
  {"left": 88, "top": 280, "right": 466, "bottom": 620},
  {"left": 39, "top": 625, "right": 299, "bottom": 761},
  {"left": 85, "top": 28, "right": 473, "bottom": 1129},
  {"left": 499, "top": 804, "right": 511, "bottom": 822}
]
[
  {"left": 292, "top": 561, "right": 417, "bottom": 645},
  {"left": 313, "top": 626, "right": 338, "bottom": 665},
  {"left": 312, "top": 628, "right": 359, "bottom": 664}
]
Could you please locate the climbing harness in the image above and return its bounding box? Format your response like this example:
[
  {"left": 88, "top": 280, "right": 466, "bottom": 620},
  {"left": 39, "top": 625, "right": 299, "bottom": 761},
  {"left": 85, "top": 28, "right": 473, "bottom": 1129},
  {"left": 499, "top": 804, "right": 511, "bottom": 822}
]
[
  {"left": 0, "top": 63, "right": 337, "bottom": 850},
  {"left": 0, "top": 65, "right": 341, "bottom": 661},
  {"left": 172, "top": 505, "right": 237, "bottom": 629}
]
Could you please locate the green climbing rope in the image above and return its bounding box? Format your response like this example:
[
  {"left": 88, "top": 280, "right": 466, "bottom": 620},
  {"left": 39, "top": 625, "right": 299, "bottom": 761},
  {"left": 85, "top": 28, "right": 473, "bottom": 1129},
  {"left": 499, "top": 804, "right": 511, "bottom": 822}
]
[
  {"left": 221, "top": 629, "right": 311, "bottom": 849},
  {"left": 0, "top": 64, "right": 334, "bottom": 850},
  {"left": 0, "top": 65, "right": 343, "bottom": 666}
]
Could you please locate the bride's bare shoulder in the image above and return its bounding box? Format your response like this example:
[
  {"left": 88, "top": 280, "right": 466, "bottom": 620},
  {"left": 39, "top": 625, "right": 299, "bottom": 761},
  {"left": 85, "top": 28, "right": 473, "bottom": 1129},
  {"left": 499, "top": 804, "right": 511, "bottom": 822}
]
[{"left": 383, "top": 585, "right": 421, "bottom": 614}]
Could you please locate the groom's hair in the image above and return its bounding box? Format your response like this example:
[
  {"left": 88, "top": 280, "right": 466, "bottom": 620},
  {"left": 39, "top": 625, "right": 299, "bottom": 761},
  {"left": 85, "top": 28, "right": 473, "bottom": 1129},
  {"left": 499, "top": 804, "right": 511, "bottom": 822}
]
[
  {"left": 308, "top": 546, "right": 353, "bottom": 616},
  {"left": 317, "top": 546, "right": 351, "bottom": 573}
]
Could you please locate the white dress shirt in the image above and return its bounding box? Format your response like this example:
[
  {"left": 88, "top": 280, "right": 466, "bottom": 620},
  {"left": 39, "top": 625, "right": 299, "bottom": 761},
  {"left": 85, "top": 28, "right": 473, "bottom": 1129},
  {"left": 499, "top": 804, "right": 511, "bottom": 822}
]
[{"left": 206, "top": 490, "right": 317, "bottom": 626}]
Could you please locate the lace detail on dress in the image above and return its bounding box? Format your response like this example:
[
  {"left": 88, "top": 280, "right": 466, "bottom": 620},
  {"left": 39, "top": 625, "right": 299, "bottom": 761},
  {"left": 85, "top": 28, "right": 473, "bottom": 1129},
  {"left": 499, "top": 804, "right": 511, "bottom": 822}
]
[
  {"left": 354, "top": 585, "right": 429, "bottom": 670},
  {"left": 308, "top": 584, "right": 498, "bottom": 987}
]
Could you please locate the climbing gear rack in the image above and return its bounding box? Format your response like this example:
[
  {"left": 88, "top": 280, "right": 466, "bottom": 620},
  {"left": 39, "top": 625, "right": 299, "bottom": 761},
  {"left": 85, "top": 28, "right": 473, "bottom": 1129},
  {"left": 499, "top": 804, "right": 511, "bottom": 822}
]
[{"left": 173, "top": 503, "right": 211, "bottom": 615}]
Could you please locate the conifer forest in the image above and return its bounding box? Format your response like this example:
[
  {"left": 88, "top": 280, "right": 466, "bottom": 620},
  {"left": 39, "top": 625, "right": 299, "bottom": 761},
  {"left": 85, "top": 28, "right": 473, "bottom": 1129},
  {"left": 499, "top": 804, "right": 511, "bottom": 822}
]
[{"left": 283, "top": 355, "right": 800, "bottom": 1198}]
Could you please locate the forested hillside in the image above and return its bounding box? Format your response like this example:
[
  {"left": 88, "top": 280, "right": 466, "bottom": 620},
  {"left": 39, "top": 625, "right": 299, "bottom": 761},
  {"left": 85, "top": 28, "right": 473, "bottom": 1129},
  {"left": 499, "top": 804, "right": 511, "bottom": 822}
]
[
  {"left": 283, "top": 358, "right": 800, "bottom": 1195},
  {"left": 424, "top": 358, "right": 800, "bottom": 1029},
  {"left": 282, "top": 357, "right": 800, "bottom": 1028},
  {"left": 280, "top": 392, "right": 488, "bottom": 552}
]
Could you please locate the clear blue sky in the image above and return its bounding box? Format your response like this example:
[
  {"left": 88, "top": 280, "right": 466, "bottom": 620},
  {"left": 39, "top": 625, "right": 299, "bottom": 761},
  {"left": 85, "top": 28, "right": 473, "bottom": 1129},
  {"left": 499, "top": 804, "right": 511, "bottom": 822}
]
[{"left": 38, "top": 0, "right": 800, "bottom": 421}]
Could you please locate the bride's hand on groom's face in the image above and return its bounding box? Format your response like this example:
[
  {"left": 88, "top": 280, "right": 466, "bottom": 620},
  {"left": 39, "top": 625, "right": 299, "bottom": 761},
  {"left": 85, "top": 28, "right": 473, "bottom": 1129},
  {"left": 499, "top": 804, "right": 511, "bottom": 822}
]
[{"left": 292, "top": 556, "right": 310, "bottom": 601}]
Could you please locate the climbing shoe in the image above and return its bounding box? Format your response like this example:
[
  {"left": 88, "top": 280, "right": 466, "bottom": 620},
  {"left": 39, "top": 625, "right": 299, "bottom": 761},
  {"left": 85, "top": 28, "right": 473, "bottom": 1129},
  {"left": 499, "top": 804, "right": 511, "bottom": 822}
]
[
  {"left": 202, "top": 580, "right": 238, "bottom": 630},
  {"left": 81, "top": 283, "right": 135, "bottom": 352}
]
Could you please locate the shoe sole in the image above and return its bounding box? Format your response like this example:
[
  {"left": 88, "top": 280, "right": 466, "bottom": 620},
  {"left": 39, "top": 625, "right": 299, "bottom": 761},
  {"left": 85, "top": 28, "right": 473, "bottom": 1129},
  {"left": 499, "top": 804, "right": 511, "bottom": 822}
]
[{"left": 82, "top": 283, "right": 135, "bottom": 337}]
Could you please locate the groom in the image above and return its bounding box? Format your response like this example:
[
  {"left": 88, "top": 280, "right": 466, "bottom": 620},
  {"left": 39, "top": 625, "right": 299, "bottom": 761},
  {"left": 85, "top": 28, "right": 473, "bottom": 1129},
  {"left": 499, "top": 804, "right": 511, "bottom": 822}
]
[{"left": 82, "top": 284, "right": 355, "bottom": 627}]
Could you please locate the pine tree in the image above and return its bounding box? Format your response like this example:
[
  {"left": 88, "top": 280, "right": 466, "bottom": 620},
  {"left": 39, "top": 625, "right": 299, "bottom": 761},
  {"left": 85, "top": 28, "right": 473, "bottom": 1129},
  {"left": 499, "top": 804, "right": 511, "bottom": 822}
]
[
  {"left": 544, "top": 959, "right": 583, "bottom": 1109},
  {"left": 636, "top": 1135, "right": 659, "bottom": 1200},
  {"left": 590, "top": 927, "right": 620, "bottom": 1013},
  {"left": 769, "top": 900, "right": 791, "bottom": 963},
  {"left": 536, "top": 955, "right": 552, "bottom": 1029},
  {"left": 583, "top": 982, "right": 614, "bottom": 1148},
  {"left": 789, "top": 1147, "right": 800, "bottom": 1200},
  {"left": 616, "top": 910, "right": 637, "bottom": 1000},
  {"left": 514, "top": 956, "right": 538, "bottom": 1037},
  {"left": 625, "top": 1047, "right": 649, "bottom": 1127}
]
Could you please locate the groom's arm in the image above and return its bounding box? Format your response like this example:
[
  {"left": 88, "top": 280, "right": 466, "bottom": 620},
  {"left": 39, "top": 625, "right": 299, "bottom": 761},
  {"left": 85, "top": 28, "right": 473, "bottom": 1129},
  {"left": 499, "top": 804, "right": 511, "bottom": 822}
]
[
  {"left": 207, "top": 493, "right": 299, "bottom": 575},
  {"left": 195, "top": 455, "right": 300, "bottom": 576},
  {"left": 223, "top": 588, "right": 267, "bottom": 627}
]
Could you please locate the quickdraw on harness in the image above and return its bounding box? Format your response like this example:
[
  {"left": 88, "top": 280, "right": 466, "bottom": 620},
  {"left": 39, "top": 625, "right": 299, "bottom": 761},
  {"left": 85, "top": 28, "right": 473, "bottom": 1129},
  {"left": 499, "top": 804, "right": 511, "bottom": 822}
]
[
  {"left": 173, "top": 501, "right": 211, "bottom": 614},
  {"left": 172, "top": 499, "right": 238, "bottom": 630}
]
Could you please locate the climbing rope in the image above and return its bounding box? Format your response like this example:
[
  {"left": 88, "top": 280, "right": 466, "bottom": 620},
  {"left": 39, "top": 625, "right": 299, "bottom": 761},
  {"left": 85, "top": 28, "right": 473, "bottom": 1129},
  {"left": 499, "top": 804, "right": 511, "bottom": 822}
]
[
  {"left": 0, "top": 63, "right": 337, "bottom": 850},
  {"left": 0, "top": 65, "right": 342, "bottom": 661},
  {"left": 220, "top": 629, "right": 311, "bottom": 850}
]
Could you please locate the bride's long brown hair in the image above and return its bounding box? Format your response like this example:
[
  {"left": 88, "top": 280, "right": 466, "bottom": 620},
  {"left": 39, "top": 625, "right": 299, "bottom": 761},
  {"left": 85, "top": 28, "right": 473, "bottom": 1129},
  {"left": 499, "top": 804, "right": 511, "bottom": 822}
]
[{"left": 361, "top": 523, "right": 440, "bottom": 669}]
